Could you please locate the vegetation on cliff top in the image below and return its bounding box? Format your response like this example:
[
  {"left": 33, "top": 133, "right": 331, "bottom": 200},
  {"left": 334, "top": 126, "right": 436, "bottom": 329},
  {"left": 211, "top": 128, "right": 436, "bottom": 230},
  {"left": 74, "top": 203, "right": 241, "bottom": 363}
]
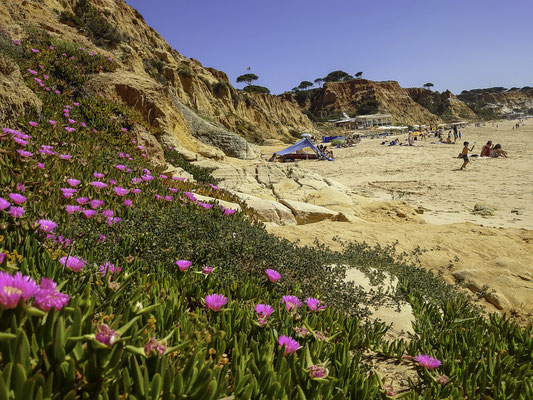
[{"left": 0, "top": 28, "right": 532, "bottom": 399}]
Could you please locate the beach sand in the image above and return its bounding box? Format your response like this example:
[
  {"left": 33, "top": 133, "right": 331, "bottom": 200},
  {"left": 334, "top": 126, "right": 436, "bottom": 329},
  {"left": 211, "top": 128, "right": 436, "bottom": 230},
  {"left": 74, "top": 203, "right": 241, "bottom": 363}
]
[{"left": 265, "top": 119, "right": 533, "bottom": 318}]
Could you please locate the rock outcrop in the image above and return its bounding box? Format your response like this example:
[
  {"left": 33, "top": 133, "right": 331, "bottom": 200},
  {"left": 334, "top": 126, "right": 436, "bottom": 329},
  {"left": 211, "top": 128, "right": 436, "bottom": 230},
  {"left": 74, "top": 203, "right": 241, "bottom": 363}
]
[
  {"left": 0, "top": 54, "right": 42, "bottom": 124},
  {"left": 286, "top": 79, "right": 443, "bottom": 126},
  {"left": 457, "top": 87, "right": 533, "bottom": 117},
  {"left": 406, "top": 88, "right": 477, "bottom": 122}
]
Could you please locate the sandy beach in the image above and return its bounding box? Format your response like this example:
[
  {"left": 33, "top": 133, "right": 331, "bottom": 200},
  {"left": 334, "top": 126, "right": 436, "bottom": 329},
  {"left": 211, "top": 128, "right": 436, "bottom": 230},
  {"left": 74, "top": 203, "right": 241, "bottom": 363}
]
[{"left": 264, "top": 120, "right": 533, "bottom": 318}]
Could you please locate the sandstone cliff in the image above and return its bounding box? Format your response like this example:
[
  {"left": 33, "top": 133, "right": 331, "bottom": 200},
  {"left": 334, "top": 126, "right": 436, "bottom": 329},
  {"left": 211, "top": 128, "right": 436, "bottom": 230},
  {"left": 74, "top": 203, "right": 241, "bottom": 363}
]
[
  {"left": 406, "top": 88, "right": 477, "bottom": 122},
  {"left": 286, "top": 79, "right": 443, "bottom": 126},
  {"left": 0, "top": 0, "right": 315, "bottom": 159},
  {"left": 457, "top": 87, "right": 533, "bottom": 117}
]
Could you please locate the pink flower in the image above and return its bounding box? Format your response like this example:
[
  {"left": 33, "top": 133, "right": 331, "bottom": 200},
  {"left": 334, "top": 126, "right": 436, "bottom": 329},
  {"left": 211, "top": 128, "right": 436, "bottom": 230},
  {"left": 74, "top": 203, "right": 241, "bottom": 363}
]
[
  {"left": 28, "top": 69, "right": 38, "bottom": 75},
  {"left": 224, "top": 208, "right": 236, "bottom": 215},
  {"left": 305, "top": 297, "right": 326, "bottom": 312},
  {"left": 13, "top": 137, "right": 28, "bottom": 146},
  {"left": 121, "top": 128, "right": 128, "bottom": 132},
  {"left": 414, "top": 354, "right": 442, "bottom": 370},
  {"left": 31, "top": 48, "right": 39, "bottom": 53},
  {"left": 90, "top": 181, "right": 108, "bottom": 188},
  {"left": 89, "top": 200, "right": 104, "bottom": 209},
  {"left": 99, "top": 262, "right": 121, "bottom": 278},
  {"left": 81, "top": 122, "right": 86, "bottom": 128},
  {"left": 9, "top": 193, "right": 26, "bottom": 204},
  {"left": 17, "top": 150, "right": 33, "bottom": 158},
  {"left": 59, "top": 256, "right": 86, "bottom": 272},
  {"left": 37, "top": 162, "right": 45, "bottom": 169},
  {"left": 141, "top": 175, "right": 153, "bottom": 181},
  {"left": 0, "top": 198, "right": 11, "bottom": 210},
  {"left": 114, "top": 187, "right": 129, "bottom": 196},
  {"left": 0, "top": 272, "right": 38, "bottom": 309},
  {"left": 265, "top": 269, "right": 281, "bottom": 283},
  {"left": 9, "top": 207, "right": 25, "bottom": 218},
  {"left": 205, "top": 294, "right": 227, "bottom": 311},
  {"left": 209, "top": 184, "right": 220, "bottom": 190},
  {"left": 101, "top": 209, "right": 113, "bottom": 218},
  {"left": 65, "top": 205, "right": 82, "bottom": 214},
  {"left": 202, "top": 266, "right": 214, "bottom": 275},
  {"left": 93, "top": 172, "right": 105, "bottom": 178},
  {"left": 59, "top": 154, "right": 73, "bottom": 160},
  {"left": 96, "top": 324, "right": 120, "bottom": 346},
  {"left": 123, "top": 199, "right": 132, "bottom": 206},
  {"left": 33, "top": 278, "right": 69, "bottom": 311},
  {"left": 83, "top": 209, "right": 98, "bottom": 219},
  {"left": 132, "top": 188, "right": 141, "bottom": 194},
  {"left": 29, "top": 121, "right": 38, "bottom": 127},
  {"left": 67, "top": 119, "right": 76, "bottom": 124},
  {"left": 109, "top": 180, "right": 116, "bottom": 185},
  {"left": 107, "top": 217, "right": 121, "bottom": 226},
  {"left": 145, "top": 337, "right": 167, "bottom": 357},
  {"left": 98, "top": 234, "right": 107, "bottom": 243},
  {"left": 61, "top": 188, "right": 77, "bottom": 198},
  {"left": 67, "top": 179, "right": 81, "bottom": 187},
  {"left": 37, "top": 219, "right": 57, "bottom": 233},
  {"left": 282, "top": 295, "right": 302, "bottom": 311},
  {"left": 255, "top": 304, "right": 275, "bottom": 326},
  {"left": 278, "top": 335, "right": 300, "bottom": 355},
  {"left": 73, "top": 102, "right": 79, "bottom": 106},
  {"left": 76, "top": 197, "right": 88, "bottom": 205},
  {"left": 115, "top": 164, "right": 127, "bottom": 171},
  {"left": 16, "top": 183, "right": 25, "bottom": 192},
  {"left": 176, "top": 260, "right": 192, "bottom": 271}
]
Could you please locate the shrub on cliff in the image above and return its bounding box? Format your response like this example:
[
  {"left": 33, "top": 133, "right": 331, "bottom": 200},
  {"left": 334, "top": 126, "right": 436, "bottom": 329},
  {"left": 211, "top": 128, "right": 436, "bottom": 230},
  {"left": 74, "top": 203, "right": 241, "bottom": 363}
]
[{"left": 242, "top": 84, "right": 270, "bottom": 95}]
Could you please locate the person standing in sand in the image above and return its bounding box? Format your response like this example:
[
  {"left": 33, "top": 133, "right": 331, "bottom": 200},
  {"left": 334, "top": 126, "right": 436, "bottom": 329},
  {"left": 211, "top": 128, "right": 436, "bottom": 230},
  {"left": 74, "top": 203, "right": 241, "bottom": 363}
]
[{"left": 459, "top": 141, "right": 475, "bottom": 170}]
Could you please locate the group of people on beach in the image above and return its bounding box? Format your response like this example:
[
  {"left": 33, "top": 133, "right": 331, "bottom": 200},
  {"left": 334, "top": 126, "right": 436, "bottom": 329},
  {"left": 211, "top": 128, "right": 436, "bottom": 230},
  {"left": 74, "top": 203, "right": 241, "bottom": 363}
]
[
  {"left": 316, "top": 144, "right": 334, "bottom": 159},
  {"left": 460, "top": 140, "right": 508, "bottom": 170}
]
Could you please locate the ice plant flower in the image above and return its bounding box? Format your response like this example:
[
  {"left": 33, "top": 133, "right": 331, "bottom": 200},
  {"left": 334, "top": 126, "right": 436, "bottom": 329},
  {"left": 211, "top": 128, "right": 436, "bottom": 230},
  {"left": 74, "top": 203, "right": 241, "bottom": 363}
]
[
  {"left": 96, "top": 324, "right": 120, "bottom": 346},
  {"left": 0, "top": 272, "right": 38, "bottom": 309},
  {"left": 278, "top": 335, "right": 300, "bottom": 355},
  {"left": 76, "top": 197, "right": 88, "bottom": 205},
  {"left": 29, "top": 121, "right": 38, "bottom": 127},
  {"left": 83, "top": 209, "right": 98, "bottom": 219},
  {"left": 114, "top": 187, "right": 129, "bottom": 196},
  {"left": 282, "top": 295, "right": 302, "bottom": 311},
  {"left": 209, "top": 184, "right": 220, "bottom": 190},
  {"left": 176, "top": 260, "right": 192, "bottom": 271},
  {"left": 9, "top": 193, "right": 26, "bottom": 204},
  {"left": 309, "top": 365, "right": 329, "bottom": 379},
  {"left": 265, "top": 269, "right": 281, "bottom": 283},
  {"left": 16, "top": 183, "right": 25, "bottom": 192},
  {"left": 59, "top": 256, "right": 86, "bottom": 272},
  {"left": 67, "top": 179, "right": 81, "bottom": 187},
  {"left": 17, "top": 150, "right": 33, "bottom": 158},
  {"left": 202, "top": 266, "right": 214, "bottom": 275},
  {"left": 99, "top": 262, "right": 121, "bottom": 278},
  {"left": 0, "top": 197, "right": 10, "bottom": 210},
  {"left": 61, "top": 188, "right": 77, "bottom": 198},
  {"left": 255, "top": 304, "right": 275, "bottom": 326},
  {"left": 305, "top": 297, "right": 326, "bottom": 312},
  {"left": 93, "top": 172, "right": 105, "bottom": 178},
  {"left": 37, "top": 219, "right": 57, "bottom": 233},
  {"left": 115, "top": 164, "right": 127, "bottom": 171},
  {"left": 414, "top": 354, "right": 442, "bottom": 370},
  {"left": 37, "top": 162, "right": 45, "bottom": 169},
  {"left": 59, "top": 154, "right": 73, "bottom": 160},
  {"left": 9, "top": 207, "right": 25, "bottom": 218},
  {"left": 48, "top": 120, "right": 56, "bottom": 126},
  {"left": 204, "top": 294, "right": 227, "bottom": 311},
  {"left": 101, "top": 209, "right": 114, "bottom": 219},
  {"left": 89, "top": 200, "right": 104, "bottom": 209},
  {"left": 123, "top": 199, "right": 132, "bottom": 207},
  {"left": 65, "top": 205, "right": 82, "bottom": 214},
  {"left": 33, "top": 278, "right": 69, "bottom": 312},
  {"left": 224, "top": 208, "right": 235, "bottom": 215},
  {"left": 145, "top": 337, "right": 167, "bottom": 357},
  {"left": 90, "top": 181, "right": 108, "bottom": 188}
]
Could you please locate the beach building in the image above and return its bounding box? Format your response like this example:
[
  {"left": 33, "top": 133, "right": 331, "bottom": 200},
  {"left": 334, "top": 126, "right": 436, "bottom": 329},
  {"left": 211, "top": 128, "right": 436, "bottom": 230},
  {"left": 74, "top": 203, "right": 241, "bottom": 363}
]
[{"left": 355, "top": 113, "right": 393, "bottom": 129}]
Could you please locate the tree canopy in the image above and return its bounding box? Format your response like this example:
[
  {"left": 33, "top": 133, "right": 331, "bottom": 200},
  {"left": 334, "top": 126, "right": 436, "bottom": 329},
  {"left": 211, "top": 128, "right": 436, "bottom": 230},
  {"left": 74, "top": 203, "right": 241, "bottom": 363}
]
[
  {"left": 242, "top": 85, "right": 270, "bottom": 95},
  {"left": 236, "top": 73, "right": 259, "bottom": 86},
  {"left": 423, "top": 82, "right": 434, "bottom": 90},
  {"left": 323, "top": 70, "right": 353, "bottom": 82},
  {"left": 314, "top": 78, "right": 324, "bottom": 88},
  {"left": 298, "top": 81, "right": 313, "bottom": 90},
  {"left": 355, "top": 71, "right": 363, "bottom": 79}
]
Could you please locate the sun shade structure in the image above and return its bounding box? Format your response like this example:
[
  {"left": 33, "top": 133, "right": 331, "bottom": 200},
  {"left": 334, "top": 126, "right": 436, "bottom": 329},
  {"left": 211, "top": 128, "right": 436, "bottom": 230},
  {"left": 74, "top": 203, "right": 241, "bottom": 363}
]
[{"left": 271, "top": 138, "right": 334, "bottom": 161}]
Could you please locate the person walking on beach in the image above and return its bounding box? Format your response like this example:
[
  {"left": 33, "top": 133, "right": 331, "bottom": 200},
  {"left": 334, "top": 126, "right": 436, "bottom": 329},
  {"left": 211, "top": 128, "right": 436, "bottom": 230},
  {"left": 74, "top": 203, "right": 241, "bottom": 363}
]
[{"left": 460, "top": 141, "right": 475, "bottom": 170}]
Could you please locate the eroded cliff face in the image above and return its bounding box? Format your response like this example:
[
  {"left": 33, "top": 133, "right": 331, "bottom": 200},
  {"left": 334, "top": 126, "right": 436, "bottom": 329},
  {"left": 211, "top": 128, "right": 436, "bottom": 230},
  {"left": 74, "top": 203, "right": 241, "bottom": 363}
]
[
  {"left": 457, "top": 87, "right": 533, "bottom": 116},
  {"left": 0, "top": 0, "right": 315, "bottom": 159},
  {"left": 286, "top": 79, "right": 443, "bottom": 126},
  {"left": 407, "top": 88, "right": 477, "bottom": 122}
]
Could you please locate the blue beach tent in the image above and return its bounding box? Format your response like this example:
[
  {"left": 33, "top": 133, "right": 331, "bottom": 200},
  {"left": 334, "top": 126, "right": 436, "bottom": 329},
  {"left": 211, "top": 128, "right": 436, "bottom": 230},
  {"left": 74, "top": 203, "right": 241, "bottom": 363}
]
[{"left": 272, "top": 138, "right": 334, "bottom": 161}]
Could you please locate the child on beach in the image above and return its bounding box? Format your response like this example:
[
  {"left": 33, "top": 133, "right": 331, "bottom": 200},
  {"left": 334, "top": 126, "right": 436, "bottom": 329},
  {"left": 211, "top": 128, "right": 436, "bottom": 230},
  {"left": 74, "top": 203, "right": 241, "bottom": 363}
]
[{"left": 460, "top": 141, "right": 475, "bottom": 170}]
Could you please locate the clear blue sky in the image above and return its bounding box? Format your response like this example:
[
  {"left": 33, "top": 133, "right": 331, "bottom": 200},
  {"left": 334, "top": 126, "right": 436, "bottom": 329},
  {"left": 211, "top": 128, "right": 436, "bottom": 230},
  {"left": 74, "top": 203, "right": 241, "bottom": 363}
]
[{"left": 124, "top": 0, "right": 533, "bottom": 95}]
